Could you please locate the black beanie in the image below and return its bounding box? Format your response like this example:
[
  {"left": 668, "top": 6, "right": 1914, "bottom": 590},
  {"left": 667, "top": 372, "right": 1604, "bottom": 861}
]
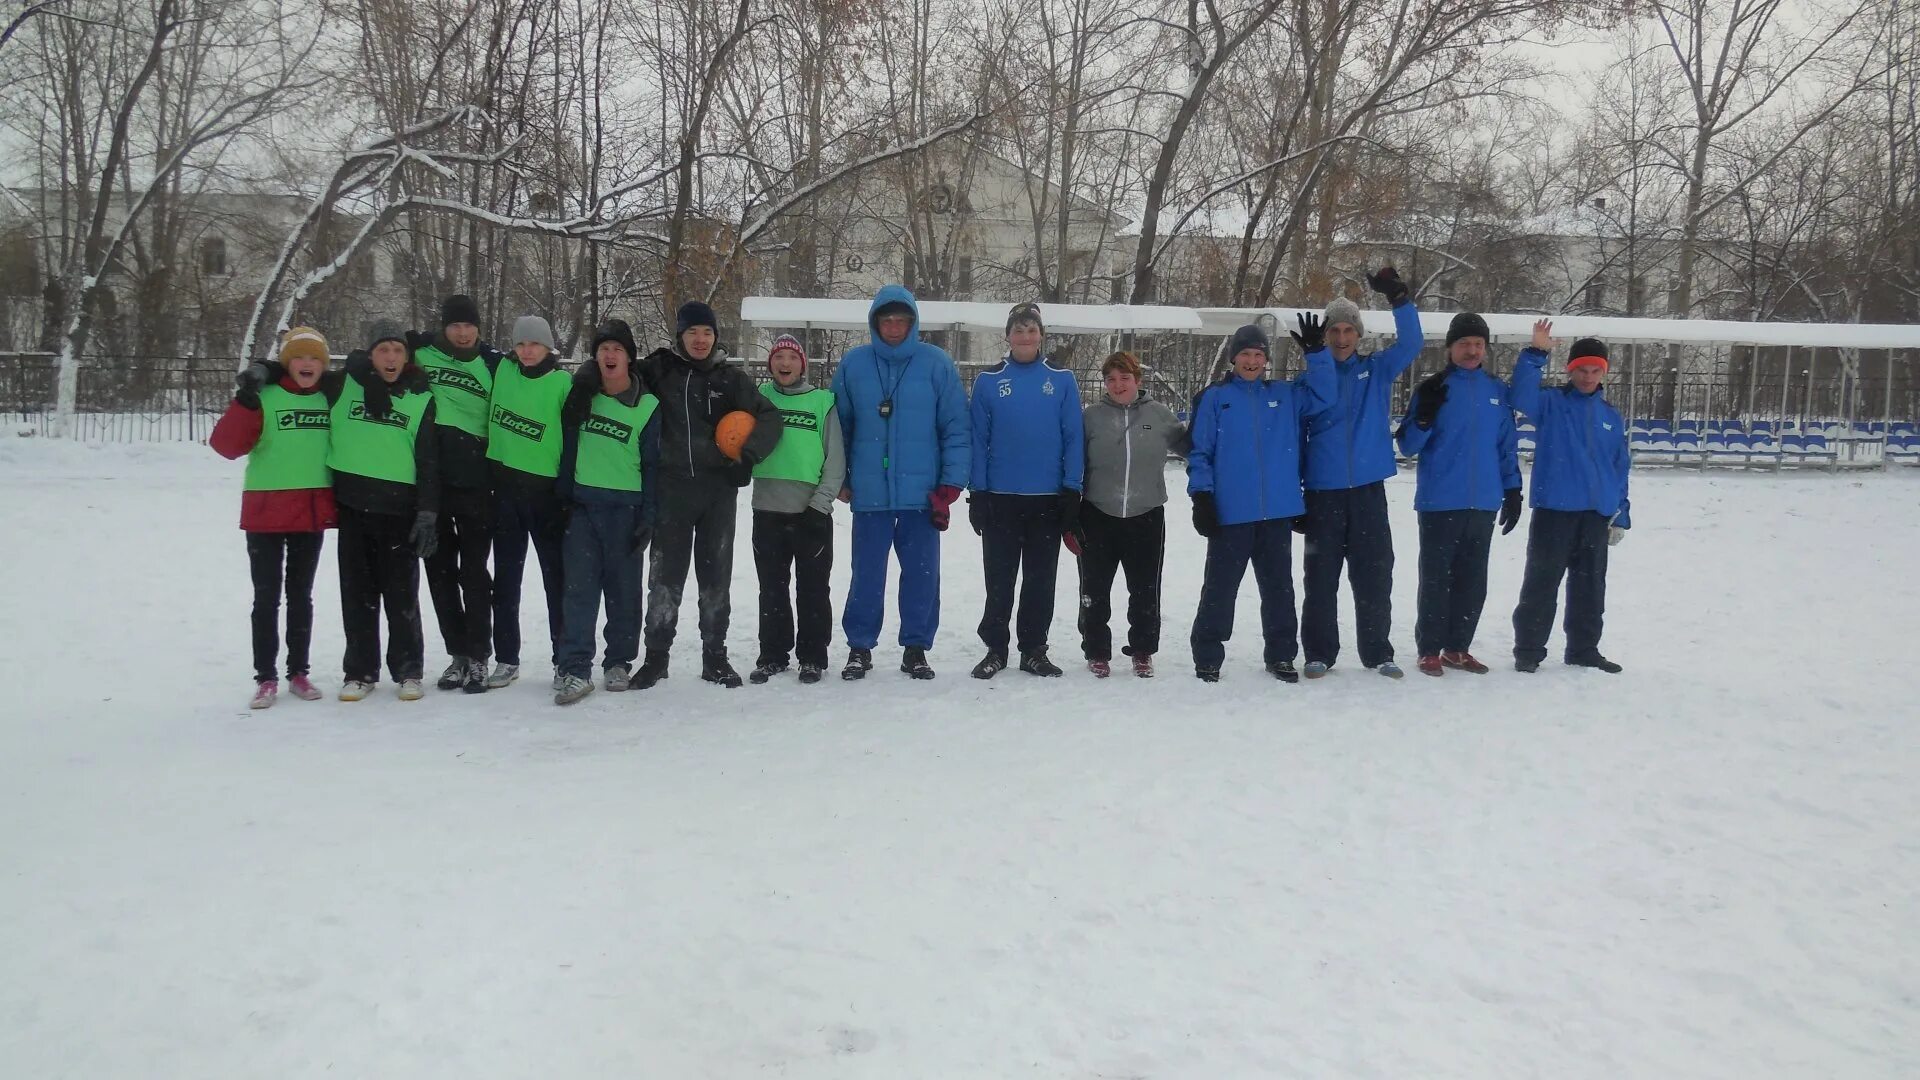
[
  {"left": 590, "top": 318, "right": 638, "bottom": 363},
  {"left": 1006, "top": 302, "right": 1044, "bottom": 336},
  {"left": 440, "top": 294, "right": 480, "bottom": 328},
  {"left": 675, "top": 300, "right": 718, "bottom": 336},
  {"left": 1568, "top": 337, "right": 1609, "bottom": 366},
  {"left": 1446, "top": 311, "right": 1490, "bottom": 347},
  {"left": 1226, "top": 323, "right": 1270, "bottom": 359}
]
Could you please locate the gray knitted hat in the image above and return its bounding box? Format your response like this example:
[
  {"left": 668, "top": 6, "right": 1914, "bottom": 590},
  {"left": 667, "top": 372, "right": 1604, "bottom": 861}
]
[
  {"left": 1324, "top": 296, "right": 1363, "bottom": 334},
  {"left": 511, "top": 315, "right": 556, "bottom": 351}
]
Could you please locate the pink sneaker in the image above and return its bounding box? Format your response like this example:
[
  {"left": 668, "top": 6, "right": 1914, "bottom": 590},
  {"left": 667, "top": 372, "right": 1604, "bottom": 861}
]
[
  {"left": 249, "top": 680, "right": 278, "bottom": 710},
  {"left": 287, "top": 675, "right": 322, "bottom": 701},
  {"left": 1088, "top": 659, "right": 1111, "bottom": 678}
]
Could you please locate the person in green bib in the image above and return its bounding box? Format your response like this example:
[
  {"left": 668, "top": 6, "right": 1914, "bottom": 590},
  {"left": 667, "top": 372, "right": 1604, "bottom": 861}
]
[
  {"left": 747, "top": 334, "right": 845, "bottom": 685},
  {"left": 484, "top": 314, "right": 574, "bottom": 692},
  {"left": 551, "top": 319, "right": 661, "bottom": 705},
  {"left": 408, "top": 294, "right": 505, "bottom": 694},
  {"left": 212, "top": 326, "right": 339, "bottom": 710}
]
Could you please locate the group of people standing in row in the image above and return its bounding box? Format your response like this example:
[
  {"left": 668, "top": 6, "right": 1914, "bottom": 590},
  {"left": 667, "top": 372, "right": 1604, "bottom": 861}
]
[{"left": 214, "top": 266, "right": 1633, "bottom": 709}]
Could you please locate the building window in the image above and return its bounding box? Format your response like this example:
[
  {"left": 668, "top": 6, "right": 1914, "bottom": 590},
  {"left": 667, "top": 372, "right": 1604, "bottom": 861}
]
[
  {"left": 956, "top": 255, "right": 973, "bottom": 297},
  {"left": 199, "top": 237, "right": 228, "bottom": 277},
  {"left": 1584, "top": 276, "right": 1607, "bottom": 311}
]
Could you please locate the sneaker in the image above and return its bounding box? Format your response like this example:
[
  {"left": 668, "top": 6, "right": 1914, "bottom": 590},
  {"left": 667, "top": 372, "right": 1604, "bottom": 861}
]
[
  {"left": 604, "top": 664, "right": 632, "bottom": 692},
  {"left": 1441, "top": 650, "right": 1489, "bottom": 674},
  {"left": 1132, "top": 654, "right": 1155, "bottom": 678},
  {"left": 1088, "top": 659, "right": 1111, "bottom": 678},
  {"left": 635, "top": 651, "right": 670, "bottom": 689},
  {"left": 1515, "top": 658, "right": 1541, "bottom": 673},
  {"left": 339, "top": 680, "right": 373, "bottom": 701},
  {"left": 551, "top": 672, "right": 566, "bottom": 692},
  {"left": 1019, "top": 651, "right": 1063, "bottom": 677},
  {"left": 1417, "top": 655, "right": 1444, "bottom": 677},
  {"left": 1195, "top": 666, "right": 1221, "bottom": 683},
  {"left": 461, "top": 660, "right": 488, "bottom": 694},
  {"left": 971, "top": 652, "right": 1007, "bottom": 680},
  {"left": 702, "top": 653, "right": 744, "bottom": 688},
  {"left": 486, "top": 663, "right": 519, "bottom": 689},
  {"left": 436, "top": 657, "right": 468, "bottom": 691},
  {"left": 798, "top": 662, "right": 823, "bottom": 685},
  {"left": 1267, "top": 660, "right": 1300, "bottom": 684},
  {"left": 841, "top": 648, "right": 872, "bottom": 681},
  {"left": 1374, "top": 661, "right": 1404, "bottom": 680},
  {"left": 554, "top": 673, "right": 595, "bottom": 705},
  {"left": 287, "top": 674, "right": 323, "bottom": 701},
  {"left": 397, "top": 678, "right": 425, "bottom": 701},
  {"left": 249, "top": 680, "right": 278, "bottom": 710},
  {"left": 1303, "top": 661, "right": 1330, "bottom": 679},
  {"left": 1567, "top": 654, "right": 1623, "bottom": 674},
  {"left": 901, "top": 647, "right": 935, "bottom": 680},
  {"left": 748, "top": 659, "right": 789, "bottom": 685}
]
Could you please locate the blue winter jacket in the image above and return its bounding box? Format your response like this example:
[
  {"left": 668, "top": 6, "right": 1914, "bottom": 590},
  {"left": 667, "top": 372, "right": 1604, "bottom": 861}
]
[
  {"left": 1300, "top": 300, "right": 1424, "bottom": 491},
  {"left": 969, "top": 354, "right": 1085, "bottom": 495},
  {"left": 1509, "top": 347, "right": 1633, "bottom": 528},
  {"left": 1187, "top": 348, "right": 1337, "bottom": 526},
  {"left": 1395, "top": 364, "right": 1521, "bottom": 513},
  {"left": 831, "top": 286, "right": 971, "bottom": 512}
]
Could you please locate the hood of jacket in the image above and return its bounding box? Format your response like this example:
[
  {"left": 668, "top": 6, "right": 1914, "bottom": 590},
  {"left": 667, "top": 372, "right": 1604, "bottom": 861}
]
[{"left": 866, "top": 285, "right": 923, "bottom": 362}]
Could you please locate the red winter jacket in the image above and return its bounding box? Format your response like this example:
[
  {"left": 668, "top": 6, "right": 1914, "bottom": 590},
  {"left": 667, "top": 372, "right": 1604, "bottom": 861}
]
[{"left": 209, "top": 378, "right": 338, "bottom": 533}]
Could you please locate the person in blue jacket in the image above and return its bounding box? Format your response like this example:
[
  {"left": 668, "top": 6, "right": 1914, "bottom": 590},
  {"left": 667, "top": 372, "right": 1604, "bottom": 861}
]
[
  {"left": 966, "top": 302, "right": 1085, "bottom": 679},
  {"left": 1187, "top": 317, "right": 1337, "bottom": 682},
  {"left": 831, "top": 285, "right": 971, "bottom": 681},
  {"left": 1394, "top": 311, "right": 1523, "bottom": 676},
  {"left": 1508, "top": 325, "right": 1631, "bottom": 674},
  {"left": 1297, "top": 266, "right": 1423, "bottom": 681}
]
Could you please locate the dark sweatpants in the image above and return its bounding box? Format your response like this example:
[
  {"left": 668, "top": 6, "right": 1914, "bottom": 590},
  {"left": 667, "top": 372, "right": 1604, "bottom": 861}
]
[
  {"left": 492, "top": 487, "right": 566, "bottom": 667},
  {"left": 557, "top": 502, "right": 645, "bottom": 678},
  {"left": 1512, "top": 508, "right": 1611, "bottom": 665},
  {"left": 1077, "top": 503, "right": 1165, "bottom": 661},
  {"left": 423, "top": 484, "right": 492, "bottom": 662},
  {"left": 337, "top": 504, "right": 424, "bottom": 683},
  {"left": 1414, "top": 509, "right": 1496, "bottom": 657},
  {"left": 1300, "top": 482, "right": 1396, "bottom": 669},
  {"left": 752, "top": 508, "right": 834, "bottom": 668},
  {"left": 977, "top": 492, "right": 1064, "bottom": 657},
  {"left": 246, "top": 531, "right": 324, "bottom": 683},
  {"left": 1190, "top": 517, "right": 1296, "bottom": 670},
  {"left": 645, "top": 477, "right": 738, "bottom": 657}
]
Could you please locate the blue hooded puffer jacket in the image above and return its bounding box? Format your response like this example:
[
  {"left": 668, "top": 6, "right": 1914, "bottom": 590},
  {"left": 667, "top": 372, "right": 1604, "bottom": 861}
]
[
  {"left": 1187, "top": 346, "right": 1337, "bottom": 526},
  {"left": 969, "top": 354, "right": 1085, "bottom": 495},
  {"left": 1395, "top": 364, "right": 1521, "bottom": 512},
  {"left": 831, "top": 286, "right": 971, "bottom": 512},
  {"left": 1300, "top": 299, "right": 1424, "bottom": 491},
  {"left": 1509, "top": 347, "right": 1632, "bottom": 527}
]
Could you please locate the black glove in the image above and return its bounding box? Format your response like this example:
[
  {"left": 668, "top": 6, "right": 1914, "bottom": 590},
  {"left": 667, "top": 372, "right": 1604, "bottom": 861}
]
[
  {"left": 1499, "top": 488, "right": 1523, "bottom": 535},
  {"left": 233, "top": 362, "right": 273, "bottom": 409},
  {"left": 1290, "top": 312, "right": 1325, "bottom": 353},
  {"left": 630, "top": 518, "right": 652, "bottom": 554},
  {"left": 360, "top": 371, "right": 395, "bottom": 419},
  {"left": 405, "top": 329, "right": 433, "bottom": 351},
  {"left": 1367, "top": 265, "right": 1410, "bottom": 306},
  {"left": 1191, "top": 491, "right": 1219, "bottom": 539},
  {"left": 726, "top": 459, "right": 752, "bottom": 488},
  {"left": 410, "top": 511, "right": 439, "bottom": 559},
  {"left": 1411, "top": 369, "right": 1450, "bottom": 429},
  {"left": 1292, "top": 514, "right": 1309, "bottom": 536},
  {"left": 967, "top": 493, "right": 990, "bottom": 537}
]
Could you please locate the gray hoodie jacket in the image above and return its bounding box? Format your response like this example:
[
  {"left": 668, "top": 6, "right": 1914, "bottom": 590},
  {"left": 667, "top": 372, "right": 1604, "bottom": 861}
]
[
  {"left": 1081, "top": 392, "right": 1190, "bottom": 518},
  {"left": 750, "top": 377, "right": 847, "bottom": 515}
]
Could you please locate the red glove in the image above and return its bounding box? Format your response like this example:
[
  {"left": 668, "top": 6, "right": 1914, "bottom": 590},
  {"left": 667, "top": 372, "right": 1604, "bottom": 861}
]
[
  {"left": 928, "top": 485, "right": 962, "bottom": 531},
  {"left": 1062, "top": 529, "right": 1083, "bottom": 557}
]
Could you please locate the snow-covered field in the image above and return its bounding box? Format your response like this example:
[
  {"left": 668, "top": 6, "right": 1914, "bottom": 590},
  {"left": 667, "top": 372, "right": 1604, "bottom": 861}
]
[{"left": 2, "top": 437, "right": 1917, "bottom": 1079}]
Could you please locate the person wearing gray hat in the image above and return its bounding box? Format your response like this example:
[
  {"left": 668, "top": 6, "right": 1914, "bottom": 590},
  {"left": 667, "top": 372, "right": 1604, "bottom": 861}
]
[{"left": 1295, "top": 266, "right": 1426, "bottom": 681}]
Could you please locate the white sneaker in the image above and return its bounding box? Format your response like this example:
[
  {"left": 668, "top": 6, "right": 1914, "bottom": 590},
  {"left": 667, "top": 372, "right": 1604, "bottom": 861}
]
[
  {"left": 553, "top": 674, "right": 594, "bottom": 706},
  {"left": 486, "top": 663, "right": 519, "bottom": 689},
  {"left": 397, "top": 679, "right": 424, "bottom": 701},
  {"left": 338, "top": 680, "right": 373, "bottom": 702}
]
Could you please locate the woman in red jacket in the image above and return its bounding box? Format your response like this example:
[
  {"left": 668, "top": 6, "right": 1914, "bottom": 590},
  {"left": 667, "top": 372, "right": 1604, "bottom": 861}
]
[{"left": 210, "top": 327, "right": 338, "bottom": 708}]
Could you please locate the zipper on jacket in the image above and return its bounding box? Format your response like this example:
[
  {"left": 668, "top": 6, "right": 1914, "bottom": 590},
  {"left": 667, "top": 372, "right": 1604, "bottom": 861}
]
[
  {"left": 682, "top": 372, "right": 694, "bottom": 475},
  {"left": 1121, "top": 403, "right": 1133, "bottom": 518},
  {"left": 1466, "top": 368, "right": 1478, "bottom": 509}
]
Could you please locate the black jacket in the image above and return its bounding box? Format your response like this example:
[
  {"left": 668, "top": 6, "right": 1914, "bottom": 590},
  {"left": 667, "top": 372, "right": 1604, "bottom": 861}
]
[{"left": 633, "top": 344, "right": 782, "bottom": 485}]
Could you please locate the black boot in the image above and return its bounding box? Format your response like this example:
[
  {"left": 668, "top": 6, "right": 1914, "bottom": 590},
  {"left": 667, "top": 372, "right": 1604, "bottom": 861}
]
[
  {"left": 841, "top": 648, "right": 873, "bottom": 681},
  {"left": 1567, "top": 653, "right": 1623, "bottom": 673},
  {"left": 461, "top": 658, "right": 489, "bottom": 694},
  {"left": 901, "top": 647, "right": 935, "bottom": 680},
  {"left": 971, "top": 652, "right": 1007, "bottom": 680},
  {"left": 1018, "top": 650, "right": 1063, "bottom": 677},
  {"left": 748, "top": 658, "right": 789, "bottom": 684},
  {"left": 634, "top": 650, "right": 670, "bottom": 690},
  {"left": 1266, "top": 660, "right": 1299, "bottom": 683},
  {"left": 702, "top": 652, "right": 743, "bottom": 688},
  {"left": 797, "top": 662, "right": 823, "bottom": 685},
  {"left": 436, "top": 656, "right": 468, "bottom": 691}
]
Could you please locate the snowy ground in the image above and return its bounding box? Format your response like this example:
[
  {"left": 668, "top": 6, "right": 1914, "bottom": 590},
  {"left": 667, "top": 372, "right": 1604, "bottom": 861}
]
[{"left": 2, "top": 436, "right": 1917, "bottom": 1079}]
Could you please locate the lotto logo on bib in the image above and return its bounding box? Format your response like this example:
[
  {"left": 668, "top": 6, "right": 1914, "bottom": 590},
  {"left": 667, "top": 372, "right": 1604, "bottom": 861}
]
[
  {"left": 492, "top": 405, "right": 546, "bottom": 442},
  {"left": 348, "top": 402, "right": 409, "bottom": 428},
  {"left": 428, "top": 365, "right": 488, "bottom": 398},
  {"left": 277, "top": 410, "right": 329, "bottom": 431},
  {"left": 582, "top": 414, "right": 632, "bottom": 442},
  {"left": 779, "top": 409, "right": 821, "bottom": 431}
]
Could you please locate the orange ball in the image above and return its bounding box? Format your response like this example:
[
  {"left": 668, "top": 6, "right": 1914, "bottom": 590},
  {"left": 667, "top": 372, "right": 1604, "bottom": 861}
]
[{"left": 714, "top": 410, "right": 756, "bottom": 461}]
